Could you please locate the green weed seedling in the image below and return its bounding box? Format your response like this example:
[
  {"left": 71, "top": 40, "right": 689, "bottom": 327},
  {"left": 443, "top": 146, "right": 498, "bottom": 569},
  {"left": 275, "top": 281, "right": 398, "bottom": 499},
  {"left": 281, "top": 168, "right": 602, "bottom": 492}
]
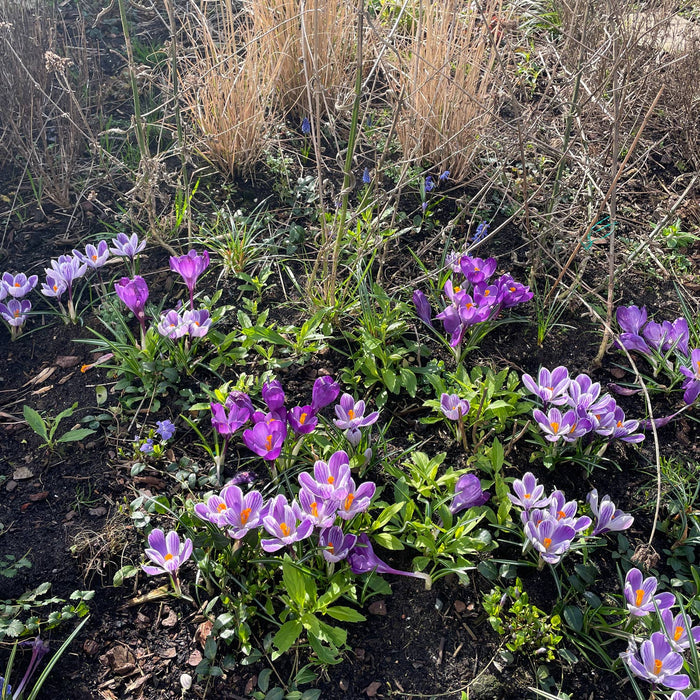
[{"left": 22, "top": 403, "right": 95, "bottom": 454}]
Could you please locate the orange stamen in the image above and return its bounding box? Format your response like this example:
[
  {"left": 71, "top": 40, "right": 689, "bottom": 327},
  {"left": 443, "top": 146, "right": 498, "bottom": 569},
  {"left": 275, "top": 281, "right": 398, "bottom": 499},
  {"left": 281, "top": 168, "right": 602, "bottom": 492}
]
[
  {"left": 265, "top": 435, "right": 272, "bottom": 451},
  {"left": 300, "top": 412, "right": 307, "bottom": 424},
  {"left": 344, "top": 493, "right": 355, "bottom": 511},
  {"left": 635, "top": 589, "right": 645, "bottom": 607},
  {"left": 543, "top": 537, "right": 552, "bottom": 549},
  {"left": 217, "top": 503, "right": 227, "bottom": 512},
  {"left": 164, "top": 553, "right": 174, "bottom": 561},
  {"left": 348, "top": 409, "right": 355, "bottom": 420},
  {"left": 674, "top": 626, "right": 684, "bottom": 641},
  {"left": 280, "top": 523, "right": 290, "bottom": 537},
  {"left": 310, "top": 502, "right": 318, "bottom": 517},
  {"left": 327, "top": 543, "right": 335, "bottom": 554},
  {"left": 557, "top": 510, "right": 566, "bottom": 520},
  {"left": 550, "top": 421, "right": 559, "bottom": 433},
  {"left": 240, "top": 507, "right": 251, "bottom": 525},
  {"left": 653, "top": 659, "right": 662, "bottom": 674}
]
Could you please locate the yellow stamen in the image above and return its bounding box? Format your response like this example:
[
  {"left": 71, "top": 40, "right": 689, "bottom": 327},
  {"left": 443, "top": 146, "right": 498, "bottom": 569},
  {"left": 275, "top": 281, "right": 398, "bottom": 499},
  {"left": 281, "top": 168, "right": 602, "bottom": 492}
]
[
  {"left": 217, "top": 503, "right": 227, "bottom": 512},
  {"left": 280, "top": 522, "right": 290, "bottom": 537},
  {"left": 454, "top": 286, "right": 461, "bottom": 293},
  {"left": 557, "top": 510, "right": 566, "bottom": 520},
  {"left": 543, "top": 537, "right": 552, "bottom": 549},
  {"left": 299, "top": 412, "right": 307, "bottom": 424},
  {"left": 509, "top": 286, "right": 516, "bottom": 292},
  {"left": 635, "top": 589, "right": 645, "bottom": 607},
  {"left": 14, "top": 310, "right": 20, "bottom": 317},
  {"left": 164, "top": 553, "right": 174, "bottom": 561},
  {"left": 484, "top": 289, "right": 490, "bottom": 296},
  {"left": 310, "top": 502, "right": 318, "bottom": 517},
  {"left": 344, "top": 493, "right": 355, "bottom": 511},
  {"left": 91, "top": 254, "right": 98, "bottom": 261},
  {"left": 674, "top": 625, "right": 684, "bottom": 641},
  {"left": 240, "top": 507, "right": 251, "bottom": 525},
  {"left": 550, "top": 421, "right": 560, "bottom": 433},
  {"left": 265, "top": 435, "right": 272, "bottom": 451},
  {"left": 327, "top": 543, "right": 335, "bottom": 554},
  {"left": 524, "top": 493, "right": 531, "bottom": 499},
  {"left": 327, "top": 475, "right": 335, "bottom": 484},
  {"left": 653, "top": 659, "right": 662, "bottom": 674},
  {"left": 466, "top": 302, "right": 473, "bottom": 310},
  {"left": 348, "top": 409, "right": 355, "bottom": 420}
]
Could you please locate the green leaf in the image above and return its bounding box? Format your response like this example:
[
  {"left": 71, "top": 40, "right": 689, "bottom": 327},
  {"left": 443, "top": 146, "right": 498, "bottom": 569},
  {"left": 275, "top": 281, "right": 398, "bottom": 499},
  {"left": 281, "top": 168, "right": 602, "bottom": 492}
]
[
  {"left": 382, "top": 369, "right": 399, "bottom": 393},
  {"left": 563, "top": 606, "right": 583, "bottom": 632},
  {"left": 57, "top": 428, "right": 96, "bottom": 443},
  {"left": 324, "top": 606, "right": 366, "bottom": 623},
  {"left": 272, "top": 619, "right": 302, "bottom": 656},
  {"left": 23, "top": 405, "right": 47, "bottom": 441},
  {"left": 371, "top": 503, "right": 405, "bottom": 531},
  {"left": 399, "top": 368, "right": 417, "bottom": 396},
  {"left": 308, "top": 633, "right": 342, "bottom": 665},
  {"left": 258, "top": 668, "right": 272, "bottom": 692},
  {"left": 283, "top": 560, "right": 307, "bottom": 609},
  {"left": 371, "top": 533, "right": 404, "bottom": 550}
]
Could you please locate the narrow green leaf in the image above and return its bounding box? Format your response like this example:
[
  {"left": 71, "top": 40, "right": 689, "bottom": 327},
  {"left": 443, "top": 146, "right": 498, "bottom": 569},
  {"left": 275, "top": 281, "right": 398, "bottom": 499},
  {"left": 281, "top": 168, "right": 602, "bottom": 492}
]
[
  {"left": 23, "top": 405, "right": 47, "bottom": 441},
  {"left": 57, "top": 428, "right": 96, "bottom": 443},
  {"left": 324, "top": 606, "right": 366, "bottom": 623}
]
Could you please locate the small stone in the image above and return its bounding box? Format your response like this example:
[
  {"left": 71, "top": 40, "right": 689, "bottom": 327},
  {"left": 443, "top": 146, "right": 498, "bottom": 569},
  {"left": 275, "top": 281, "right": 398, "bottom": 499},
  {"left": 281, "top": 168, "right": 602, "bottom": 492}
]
[
  {"left": 610, "top": 367, "right": 625, "bottom": 379},
  {"left": 64, "top": 510, "right": 76, "bottom": 521},
  {"left": 55, "top": 355, "right": 80, "bottom": 368},
  {"left": 365, "top": 681, "right": 381, "bottom": 697},
  {"left": 453, "top": 600, "right": 466, "bottom": 613},
  {"left": 354, "top": 648, "right": 365, "bottom": 660},
  {"left": 161, "top": 608, "right": 178, "bottom": 628},
  {"left": 368, "top": 600, "right": 387, "bottom": 616},
  {"left": 159, "top": 647, "right": 177, "bottom": 659},
  {"left": 339, "top": 679, "right": 349, "bottom": 691},
  {"left": 29, "top": 491, "right": 49, "bottom": 502},
  {"left": 89, "top": 506, "right": 107, "bottom": 517},
  {"left": 104, "top": 645, "right": 136, "bottom": 675},
  {"left": 6, "top": 480, "right": 17, "bottom": 492},
  {"left": 83, "top": 639, "right": 100, "bottom": 655},
  {"left": 13, "top": 467, "right": 33, "bottom": 481},
  {"left": 188, "top": 650, "right": 202, "bottom": 667}
]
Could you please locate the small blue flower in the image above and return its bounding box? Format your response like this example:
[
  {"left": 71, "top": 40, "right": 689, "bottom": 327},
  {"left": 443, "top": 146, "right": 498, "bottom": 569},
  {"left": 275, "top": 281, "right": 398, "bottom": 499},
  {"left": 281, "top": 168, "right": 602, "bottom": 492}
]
[
  {"left": 473, "top": 221, "right": 489, "bottom": 243},
  {"left": 155, "top": 419, "right": 176, "bottom": 441},
  {"left": 139, "top": 438, "right": 155, "bottom": 454},
  {"left": 421, "top": 201, "right": 428, "bottom": 213},
  {"left": 362, "top": 167, "right": 371, "bottom": 184},
  {"left": 424, "top": 176, "right": 435, "bottom": 193},
  {"left": 439, "top": 170, "right": 450, "bottom": 182},
  {"left": 301, "top": 117, "right": 311, "bottom": 135},
  {"left": 0, "top": 677, "right": 12, "bottom": 697}
]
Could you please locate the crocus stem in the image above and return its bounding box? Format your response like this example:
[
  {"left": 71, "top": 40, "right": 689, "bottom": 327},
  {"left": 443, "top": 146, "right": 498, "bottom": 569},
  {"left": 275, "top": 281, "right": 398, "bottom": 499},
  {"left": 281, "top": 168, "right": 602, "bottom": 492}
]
[{"left": 457, "top": 410, "right": 467, "bottom": 451}]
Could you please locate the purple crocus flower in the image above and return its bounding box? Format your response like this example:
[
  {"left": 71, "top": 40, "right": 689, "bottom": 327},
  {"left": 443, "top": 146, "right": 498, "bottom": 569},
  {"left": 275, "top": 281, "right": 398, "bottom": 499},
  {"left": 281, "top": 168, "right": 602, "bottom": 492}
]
[
  {"left": 182, "top": 308, "right": 211, "bottom": 337},
  {"left": 262, "top": 380, "right": 286, "bottom": 418},
  {"left": 288, "top": 405, "right": 318, "bottom": 435},
  {"left": 544, "top": 490, "right": 591, "bottom": 532},
  {"left": 617, "top": 305, "right": 648, "bottom": 335},
  {"left": 524, "top": 518, "right": 576, "bottom": 565},
  {"left": 110, "top": 232, "right": 146, "bottom": 259},
  {"left": 660, "top": 608, "right": 700, "bottom": 652},
  {"left": 226, "top": 391, "right": 254, "bottom": 415},
  {"left": 336, "top": 477, "right": 376, "bottom": 520},
  {"left": 156, "top": 420, "right": 176, "bottom": 441},
  {"left": 496, "top": 274, "right": 532, "bottom": 307},
  {"left": 334, "top": 394, "right": 379, "bottom": 430},
  {"left": 319, "top": 526, "right": 357, "bottom": 563},
  {"left": 0, "top": 299, "right": 31, "bottom": 329},
  {"left": 596, "top": 405, "right": 644, "bottom": 443},
  {"left": 142, "top": 528, "right": 193, "bottom": 576},
  {"left": 413, "top": 289, "right": 433, "bottom": 326},
  {"left": 508, "top": 472, "right": 551, "bottom": 510},
  {"left": 348, "top": 534, "right": 432, "bottom": 589},
  {"left": 210, "top": 401, "right": 250, "bottom": 436},
  {"left": 459, "top": 255, "right": 497, "bottom": 285},
  {"left": 624, "top": 568, "right": 675, "bottom": 616},
  {"left": 261, "top": 494, "right": 314, "bottom": 552},
  {"left": 170, "top": 249, "right": 210, "bottom": 307},
  {"left": 195, "top": 484, "right": 265, "bottom": 537},
  {"left": 532, "top": 407, "right": 589, "bottom": 442},
  {"left": 298, "top": 451, "right": 352, "bottom": 500},
  {"left": 294, "top": 488, "right": 336, "bottom": 529},
  {"left": 114, "top": 276, "right": 149, "bottom": 333},
  {"left": 670, "top": 692, "right": 700, "bottom": 700},
  {"left": 679, "top": 349, "right": 700, "bottom": 405},
  {"left": 242, "top": 418, "right": 286, "bottom": 460},
  {"left": 73, "top": 240, "right": 110, "bottom": 269},
  {"left": 41, "top": 270, "right": 68, "bottom": 299},
  {"left": 440, "top": 393, "right": 470, "bottom": 421},
  {"left": 310, "top": 376, "right": 340, "bottom": 414},
  {"left": 48, "top": 254, "right": 87, "bottom": 287},
  {"left": 449, "top": 474, "right": 490, "bottom": 514},
  {"left": 658, "top": 318, "right": 689, "bottom": 355},
  {"left": 620, "top": 632, "right": 690, "bottom": 690},
  {"left": 1, "top": 272, "right": 38, "bottom": 297},
  {"left": 587, "top": 489, "right": 634, "bottom": 535},
  {"left": 522, "top": 366, "right": 571, "bottom": 405},
  {"left": 157, "top": 309, "right": 187, "bottom": 339}
]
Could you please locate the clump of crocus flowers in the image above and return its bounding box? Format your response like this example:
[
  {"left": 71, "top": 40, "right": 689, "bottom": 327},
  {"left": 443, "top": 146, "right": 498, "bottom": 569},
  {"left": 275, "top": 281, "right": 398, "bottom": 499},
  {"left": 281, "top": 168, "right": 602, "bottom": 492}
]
[
  {"left": 509, "top": 472, "right": 633, "bottom": 568},
  {"left": 413, "top": 252, "right": 532, "bottom": 359},
  {"left": 522, "top": 366, "right": 644, "bottom": 447},
  {"left": 0, "top": 270, "right": 37, "bottom": 338},
  {"left": 615, "top": 304, "right": 700, "bottom": 407}
]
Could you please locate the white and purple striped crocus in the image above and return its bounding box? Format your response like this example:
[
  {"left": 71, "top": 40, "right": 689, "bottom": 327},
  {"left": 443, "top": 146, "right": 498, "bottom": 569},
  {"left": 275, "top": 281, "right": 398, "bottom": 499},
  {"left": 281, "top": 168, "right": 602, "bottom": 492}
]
[
  {"left": 624, "top": 568, "right": 675, "bottom": 617},
  {"left": 546, "top": 490, "right": 591, "bottom": 533},
  {"left": 319, "top": 526, "right": 357, "bottom": 563},
  {"left": 261, "top": 494, "right": 314, "bottom": 552},
  {"left": 1, "top": 272, "right": 38, "bottom": 297},
  {"left": 334, "top": 394, "right": 379, "bottom": 430},
  {"left": 440, "top": 393, "right": 470, "bottom": 421},
  {"left": 508, "top": 472, "right": 551, "bottom": 511},
  {"left": 73, "top": 241, "right": 110, "bottom": 269},
  {"left": 336, "top": 477, "right": 376, "bottom": 520},
  {"left": 298, "top": 451, "right": 352, "bottom": 500},
  {"left": 195, "top": 484, "right": 265, "bottom": 538},
  {"left": 532, "top": 407, "right": 591, "bottom": 443},
  {"left": 587, "top": 489, "right": 633, "bottom": 535},
  {"left": 110, "top": 232, "right": 146, "bottom": 259},
  {"left": 660, "top": 608, "right": 700, "bottom": 652},
  {"left": 0, "top": 299, "right": 31, "bottom": 336},
  {"left": 679, "top": 348, "right": 700, "bottom": 406},
  {"left": 522, "top": 366, "right": 571, "bottom": 405},
  {"left": 294, "top": 489, "right": 337, "bottom": 529},
  {"left": 620, "top": 632, "right": 690, "bottom": 690},
  {"left": 524, "top": 518, "right": 576, "bottom": 565},
  {"left": 142, "top": 528, "right": 193, "bottom": 577}
]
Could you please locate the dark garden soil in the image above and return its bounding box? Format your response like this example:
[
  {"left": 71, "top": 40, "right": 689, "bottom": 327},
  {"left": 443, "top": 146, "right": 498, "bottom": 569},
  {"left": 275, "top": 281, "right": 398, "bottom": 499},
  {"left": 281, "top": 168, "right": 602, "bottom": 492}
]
[{"left": 1, "top": 187, "right": 699, "bottom": 700}]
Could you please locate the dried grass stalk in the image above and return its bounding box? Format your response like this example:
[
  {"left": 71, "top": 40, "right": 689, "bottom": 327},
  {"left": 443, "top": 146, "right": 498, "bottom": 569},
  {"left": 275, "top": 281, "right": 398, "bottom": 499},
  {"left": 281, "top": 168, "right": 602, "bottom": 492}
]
[{"left": 390, "top": 0, "right": 502, "bottom": 181}]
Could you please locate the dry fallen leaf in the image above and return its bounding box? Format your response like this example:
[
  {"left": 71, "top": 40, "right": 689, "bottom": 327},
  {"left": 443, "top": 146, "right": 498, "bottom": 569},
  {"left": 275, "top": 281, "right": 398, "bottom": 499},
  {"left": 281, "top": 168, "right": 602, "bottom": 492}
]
[
  {"left": 195, "top": 620, "right": 213, "bottom": 647},
  {"left": 24, "top": 366, "right": 56, "bottom": 386}
]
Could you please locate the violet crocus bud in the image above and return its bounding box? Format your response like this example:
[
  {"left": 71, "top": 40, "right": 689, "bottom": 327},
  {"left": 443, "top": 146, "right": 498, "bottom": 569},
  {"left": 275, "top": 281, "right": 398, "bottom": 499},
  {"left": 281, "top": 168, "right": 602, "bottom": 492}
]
[
  {"left": 449, "top": 474, "right": 490, "bottom": 514},
  {"left": 114, "top": 276, "right": 149, "bottom": 328},
  {"left": 262, "top": 380, "right": 286, "bottom": 417},
  {"left": 524, "top": 518, "right": 576, "bottom": 565},
  {"left": 170, "top": 249, "right": 210, "bottom": 307},
  {"left": 413, "top": 289, "right": 433, "bottom": 326},
  {"left": 587, "top": 489, "right": 633, "bottom": 535},
  {"left": 210, "top": 401, "right": 250, "bottom": 436},
  {"left": 679, "top": 348, "right": 700, "bottom": 405},
  {"left": 310, "top": 376, "right": 340, "bottom": 414}
]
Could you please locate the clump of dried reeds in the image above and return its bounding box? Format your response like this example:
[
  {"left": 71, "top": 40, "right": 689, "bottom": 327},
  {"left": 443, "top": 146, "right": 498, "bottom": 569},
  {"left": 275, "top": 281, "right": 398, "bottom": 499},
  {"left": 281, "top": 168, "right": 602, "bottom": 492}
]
[{"left": 389, "top": 0, "right": 502, "bottom": 182}]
